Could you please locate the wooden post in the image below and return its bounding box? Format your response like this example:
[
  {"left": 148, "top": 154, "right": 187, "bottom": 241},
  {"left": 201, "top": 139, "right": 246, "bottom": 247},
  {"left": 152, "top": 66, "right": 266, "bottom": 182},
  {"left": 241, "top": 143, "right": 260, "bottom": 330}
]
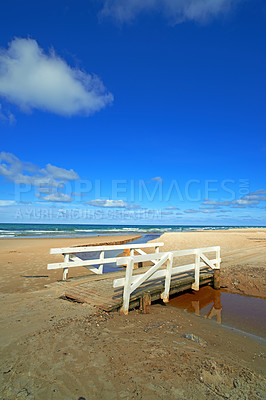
[
  {"left": 123, "top": 249, "right": 130, "bottom": 267},
  {"left": 98, "top": 250, "right": 104, "bottom": 274},
  {"left": 130, "top": 249, "right": 137, "bottom": 269},
  {"left": 192, "top": 300, "right": 200, "bottom": 316},
  {"left": 214, "top": 289, "right": 222, "bottom": 309},
  {"left": 140, "top": 293, "right": 151, "bottom": 314},
  {"left": 137, "top": 262, "right": 143, "bottom": 269},
  {"left": 213, "top": 269, "right": 221, "bottom": 290},
  {"left": 191, "top": 251, "right": 200, "bottom": 291},
  {"left": 63, "top": 254, "right": 69, "bottom": 280},
  {"left": 213, "top": 247, "right": 221, "bottom": 290},
  {"left": 161, "top": 252, "right": 173, "bottom": 303},
  {"left": 121, "top": 257, "right": 134, "bottom": 315}
]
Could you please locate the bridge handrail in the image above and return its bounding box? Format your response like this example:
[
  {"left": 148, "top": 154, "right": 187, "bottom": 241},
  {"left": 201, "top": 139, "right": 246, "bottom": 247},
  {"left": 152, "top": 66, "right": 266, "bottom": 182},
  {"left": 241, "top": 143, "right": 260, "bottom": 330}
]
[
  {"left": 50, "top": 242, "right": 164, "bottom": 254},
  {"left": 114, "top": 246, "right": 221, "bottom": 314},
  {"left": 47, "top": 242, "right": 164, "bottom": 280},
  {"left": 117, "top": 246, "right": 220, "bottom": 266}
]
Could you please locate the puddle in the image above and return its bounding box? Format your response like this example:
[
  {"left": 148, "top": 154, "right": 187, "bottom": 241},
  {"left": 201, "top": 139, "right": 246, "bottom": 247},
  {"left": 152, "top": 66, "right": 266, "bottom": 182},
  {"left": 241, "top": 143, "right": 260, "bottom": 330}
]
[{"left": 168, "top": 286, "right": 266, "bottom": 339}]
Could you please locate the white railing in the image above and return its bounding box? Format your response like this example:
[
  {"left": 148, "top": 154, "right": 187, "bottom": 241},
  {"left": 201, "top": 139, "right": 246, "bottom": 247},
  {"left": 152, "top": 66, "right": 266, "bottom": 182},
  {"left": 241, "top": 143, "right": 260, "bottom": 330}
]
[
  {"left": 47, "top": 242, "right": 164, "bottom": 280},
  {"left": 114, "top": 246, "right": 221, "bottom": 314}
]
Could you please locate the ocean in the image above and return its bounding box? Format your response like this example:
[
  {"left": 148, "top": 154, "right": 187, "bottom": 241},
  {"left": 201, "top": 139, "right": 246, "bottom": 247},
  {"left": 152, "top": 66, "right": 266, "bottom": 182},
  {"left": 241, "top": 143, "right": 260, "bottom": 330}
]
[{"left": 0, "top": 223, "right": 261, "bottom": 239}]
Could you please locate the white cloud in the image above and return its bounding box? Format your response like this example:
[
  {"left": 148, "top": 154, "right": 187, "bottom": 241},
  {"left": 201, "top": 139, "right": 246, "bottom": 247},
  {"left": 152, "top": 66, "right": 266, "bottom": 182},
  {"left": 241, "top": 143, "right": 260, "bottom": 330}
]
[
  {"left": 249, "top": 190, "right": 266, "bottom": 195},
  {"left": 87, "top": 199, "right": 141, "bottom": 208},
  {"left": 0, "top": 152, "right": 79, "bottom": 189},
  {"left": 0, "top": 38, "right": 113, "bottom": 116},
  {"left": 71, "top": 192, "right": 87, "bottom": 196},
  {"left": 232, "top": 191, "right": 266, "bottom": 207},
  {"left": 203, "top": 200, "right": 231, "bottom": 206},
  {"left": 165, "top": 206, "right": 179, "bottom": 210},
  {"left": 161, "top": 210, "right": 174, "bottom": 215},
  {"left": 0, "top": 200, "right": 16, "bottom": 206},
  {"left": 184, "top": 207, "right": 233, "bottom": 214},
  {"left": 234, "top": 199, "right": 259, "bottom": 206},
  {"left": 101, "top": 0, "right": 238, "bottom": 24},
  {"left": 242, "top": 194, "right": 266, "bottom": 202},
  {"left": 43, "top": 164, "right": 79, "bottom": 180},
  {"left": 203, "top": 191, "right": 266, "bottom": 208},
  {"left": 38, "top": 192, "right": 73, "bottom": 202},
  {"left": 151, "top": 176, "right": 163, "bottom": 183},
  {"left": 38, "top": 187, "right": 53, "bottom": 194}
]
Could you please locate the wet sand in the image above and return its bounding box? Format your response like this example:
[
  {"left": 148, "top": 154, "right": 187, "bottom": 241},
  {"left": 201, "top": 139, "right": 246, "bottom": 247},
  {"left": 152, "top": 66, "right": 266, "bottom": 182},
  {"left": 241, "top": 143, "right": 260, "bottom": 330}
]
[{"left": 0, "top": 229, "right": 266, "bottom": 399}]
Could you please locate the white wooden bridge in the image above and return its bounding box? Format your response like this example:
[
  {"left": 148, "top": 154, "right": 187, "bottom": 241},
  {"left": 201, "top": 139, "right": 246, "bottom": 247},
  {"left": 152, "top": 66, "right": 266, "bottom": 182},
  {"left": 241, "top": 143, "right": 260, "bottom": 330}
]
[{"left": 48, "top": 242, "right": 221, "bottom": 314}]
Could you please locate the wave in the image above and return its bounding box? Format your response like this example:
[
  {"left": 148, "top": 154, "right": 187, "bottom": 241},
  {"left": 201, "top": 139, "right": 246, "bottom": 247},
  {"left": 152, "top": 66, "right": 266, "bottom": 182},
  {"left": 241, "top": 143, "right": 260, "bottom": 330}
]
[{"left": 0, "top": 224, "right": 261, "bottom": 239}]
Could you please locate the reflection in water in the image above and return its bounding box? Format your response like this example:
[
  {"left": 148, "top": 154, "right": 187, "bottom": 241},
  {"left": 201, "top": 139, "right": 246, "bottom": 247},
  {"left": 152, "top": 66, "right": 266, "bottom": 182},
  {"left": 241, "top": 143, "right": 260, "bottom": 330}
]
[
  {"left": 168, "top": 286, "right": 266, "bottom": 339},
  {"left": 168, "top": 286, "right": 222, "bottom": 323}
]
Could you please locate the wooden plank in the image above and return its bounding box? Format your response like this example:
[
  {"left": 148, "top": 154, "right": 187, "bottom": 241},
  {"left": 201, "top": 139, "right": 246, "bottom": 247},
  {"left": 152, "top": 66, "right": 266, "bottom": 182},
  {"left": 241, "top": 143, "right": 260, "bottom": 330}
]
[
  {"left": 116, "top": 247, "right": 220, "bottom": 266},
  {"left": 48, "top": 256, "right": 121, "bottom": 270},
  {"left": 64, "top": 271, "right": 213, "bottom": 311},
  {"left": 129, "top": 254, "right": 169, "bottom": 293},
  {"left": 132, "top": 248, "right": 160, "bottom": 265},
  {"left": 200, "top": 252, "right": 221, "bottom": 269},
  {"left": 170, "top": 246, "right": 220, "bottom": 257},
  {"left": 117, "top": 252, "right": 169, "bottom": 266},
  {"left": 113, "top": 259, "right": 219, "bottom": 288},
  {"left": 135, "top": 248, "right": 147, "bottom": 256},
  {"left": 132, "top": 274, "right": 213, "bottom": 302}
]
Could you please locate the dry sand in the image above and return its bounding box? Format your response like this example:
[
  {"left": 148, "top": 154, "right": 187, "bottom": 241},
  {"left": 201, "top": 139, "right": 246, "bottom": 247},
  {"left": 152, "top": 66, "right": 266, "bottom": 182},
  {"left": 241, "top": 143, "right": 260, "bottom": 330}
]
[
  {"left": 150, "top": 228, "right": 266, "bottom": 298},
  {"left": 0, "top": 229, "right": 265, "bottom": 399},
  {"left": 0, "top": 235, "right": 141, "bottom": 293}
]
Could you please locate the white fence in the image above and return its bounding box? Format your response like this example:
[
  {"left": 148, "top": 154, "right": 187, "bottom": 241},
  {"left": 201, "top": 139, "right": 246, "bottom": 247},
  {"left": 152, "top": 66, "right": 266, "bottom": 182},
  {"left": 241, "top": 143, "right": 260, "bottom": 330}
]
[
  {"left": 114, "top": 246, "right": 221, "bottom": 314},
  {"left": 47, "top": 242, "right": 164, "bottom": 280}
]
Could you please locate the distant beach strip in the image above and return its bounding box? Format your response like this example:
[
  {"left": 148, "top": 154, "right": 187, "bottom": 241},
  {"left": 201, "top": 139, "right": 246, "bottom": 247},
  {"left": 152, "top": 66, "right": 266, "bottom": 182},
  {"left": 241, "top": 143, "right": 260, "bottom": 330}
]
[{"left": 0, "top": 223, "right": 265, "bottom": 239}]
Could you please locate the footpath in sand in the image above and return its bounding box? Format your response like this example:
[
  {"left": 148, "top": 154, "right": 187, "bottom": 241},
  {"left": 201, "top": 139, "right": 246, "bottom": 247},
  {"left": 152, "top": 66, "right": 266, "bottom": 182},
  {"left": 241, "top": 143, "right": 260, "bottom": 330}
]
[{"left": 0, "top": 229, "right": 265, "bottom": 399}]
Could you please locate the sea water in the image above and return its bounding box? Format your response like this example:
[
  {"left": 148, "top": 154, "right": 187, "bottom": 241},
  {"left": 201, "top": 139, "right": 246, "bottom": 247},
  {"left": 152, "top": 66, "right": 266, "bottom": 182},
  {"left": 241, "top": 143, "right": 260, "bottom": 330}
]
[{"left": 0, "top": 223, "right": 261, "bottom": 239}]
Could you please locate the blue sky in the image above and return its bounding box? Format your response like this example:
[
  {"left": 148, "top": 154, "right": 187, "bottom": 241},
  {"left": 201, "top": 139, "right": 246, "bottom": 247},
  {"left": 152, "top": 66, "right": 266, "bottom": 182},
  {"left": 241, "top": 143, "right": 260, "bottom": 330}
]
[{"left": 0, "top": 0, "right": 265, "bottom": 225}]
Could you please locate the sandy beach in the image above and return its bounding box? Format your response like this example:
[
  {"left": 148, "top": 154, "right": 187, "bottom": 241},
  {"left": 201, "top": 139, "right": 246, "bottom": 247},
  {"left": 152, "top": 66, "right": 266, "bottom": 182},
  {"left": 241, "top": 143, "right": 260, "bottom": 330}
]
[
  {"left": 0, "top": 229, "right": 265, "bottom": 399},
  {"left": 150, "top": 228, "right": 266, "bottom": 299},
  {"left": 0, "top": 235, "right": 142, "bottom": 293}
]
